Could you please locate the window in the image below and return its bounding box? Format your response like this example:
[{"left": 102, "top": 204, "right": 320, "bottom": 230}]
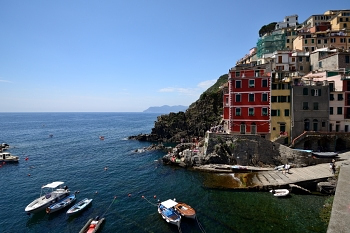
[
  {"left": 319, "top": 61, "right": 322, "bottom": 68},
  {"left": 249, "top": 93, "right": 254, "bottom": 102},
  {"left": 324, "top": 39, "right": 328, "bottom": 44},
  {"left": 303, "top": 88, "right": 308, "bottom": 95},
  {"left": 313, "top": 102, "right": 319, "bottom": 110},
  {"left": 346, "top": 55, "right": 350, "bottom": 64},
  {"left": 337, "top": 107, "right": 343, "bottom": 115},
  {"left": 271, "top": 110, "right": 280, "bottom": 116},
  {"left": 262, "top": 79, "right": 268, "bottom": 87},
  {"left": 311, "top": 89, "right": 321, "bottom": 96},
  {"left": 236, "top": 80, "right": 241, "bottom": 88},
  {"left": 262, "top": 107, "right": 268, "bottom": 116},
  {"left": 303, "top": 102, "right": 309, "bottom": 110},
  {"left": 299, "top": 57, "right": 303, "bottom": 62},
  {"left": 249, "top": 80, "right": 255, "bottom": 88},
  {"left": 284, "top": 109, "right": 290, "bottom": 116},
  {"left": 330, "top": 107, "right": 333, "bottom": 115},
  {"left": 330, "top": 94, "right": 334, "bottom": 100},
  {"left": 271, "top": 96, "right": 277, "bottom": 102},
  {"left": 235, "top": 108, "right": 241, "bottom": 116},
  {"left": 329, "top": 83, "right": 334, "bottom": 92},
  {"left": 317, "top": 39, "right": 321, "bottom": 44},
  {"left": 306, "top": 57, "right": 309, "bottom": 62},
  {"left": 300, "top": 65, "right": 304, "bottom": 71},
  {"left": 304, "top": 39, "right": 308, "bottom": 44},
  {"left": 248, "top": 108, "right": 254, "bottom": 116},
  {"left": 331, "top": 38, "right": 336, "bottom": 43},
  {"left": 338, "top": 94, "right": 344, "bottom": 100},
  {"left": 280, "top": 96, "right": 287, "bottom": 102},
  {"left": 235, "top": 94, "right": 241, "bottom": 102},
  {"left": 262, "top": 93, "right": 268, "bottom": 102},
  {"left": 311, "top": 39, "right": 314, "bottom": 44},
  {"left": 235, "top": 71, "right": 240, "bottom": 77}
]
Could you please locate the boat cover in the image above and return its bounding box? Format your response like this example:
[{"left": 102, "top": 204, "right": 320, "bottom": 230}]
[
  {"left": 42, "top": 181, "right": 64, "bottom": 188},
  {"left": 161, "top": 199, "right": 178, "bottom": 209}
]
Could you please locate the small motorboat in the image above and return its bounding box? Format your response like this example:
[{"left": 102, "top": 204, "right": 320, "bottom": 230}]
[
  {"left": 0, "top": 152, "right": 19, "bottom": 163},
  {"left": 270, "top": 189, "right": 290, "bottom": 197},
  {"left": 25, "top": 181, "right": 70, "bottom": 214},
  {"left": 46, "top": 193, "right": 76, "bottom": 214},
  {"left": 79, "top": 216, "right": 105, "bottom": 233},
  {"left": 174, "top": 202, "right": 196, "bottom": 219},
  {"left": 158, "top": 199, "right": 181, "bottom": 227},
  {"left": 66, "top": 198, "right": 93, "bottom": 215}
]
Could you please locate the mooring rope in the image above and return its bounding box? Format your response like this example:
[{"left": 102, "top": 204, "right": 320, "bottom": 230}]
[
  {"left": 101, "top": 196, "right": 117, "bottom": 218},
  {"left": 196, "top": 216, "right": 207, "bottom": 233},
  {"left": 141, "top": 195, "right": 158, "bottom": 207}
]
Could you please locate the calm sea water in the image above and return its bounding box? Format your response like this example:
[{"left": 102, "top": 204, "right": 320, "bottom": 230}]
[{"left": 0, "top": 113, "right": 328, "bottom": 233}]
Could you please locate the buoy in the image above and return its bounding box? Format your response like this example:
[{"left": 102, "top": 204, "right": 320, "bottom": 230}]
[
  {"left": 25, "top": 157, "right": 29, "bottom": 161},
  {"left": 95, "top": 191, "right": 98, "bottom": 194},
  {"left": 28, "top": 174, "right": 31, "bottom": 176},
  {"left": 153, "top": 195, "right": 156, "bottom": 199},
  {"left": 128, "top": 193, "right": 131, "bottom": 197},
  {"left": 142, "top": 195, "right": 145, "bottom": 199}
]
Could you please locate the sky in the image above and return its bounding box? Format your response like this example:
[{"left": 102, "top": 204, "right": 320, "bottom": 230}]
[{"left": 0, "top": 1, "right": 348, "bottom": 112}]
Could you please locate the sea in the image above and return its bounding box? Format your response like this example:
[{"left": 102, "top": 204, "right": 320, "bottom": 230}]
[{"left": 0, "top": 112, "right": 329, "bottom": 233}]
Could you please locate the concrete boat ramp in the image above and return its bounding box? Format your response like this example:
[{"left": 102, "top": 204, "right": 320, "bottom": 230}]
[{"left": 194, "top": 162, "right": 334, "bottom": 190}]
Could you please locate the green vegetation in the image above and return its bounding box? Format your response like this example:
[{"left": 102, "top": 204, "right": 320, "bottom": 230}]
[{"left": 320, "top": 196, "right": 334, "bottom": 224}]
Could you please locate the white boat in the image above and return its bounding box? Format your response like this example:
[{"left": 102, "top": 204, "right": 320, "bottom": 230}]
[
  {"left": 46, "top": 193, "right": 76, "bottom": 214},
  {"left": 79, "top": 216, "right": 105, "bottom": 233},
  {"left": 25, "top": 181, "right": 70, "bottom": 214},
  {"left": 66, "top": 198, "right": 93, "bottom": 215},
  {"left": 158, "top": 199, "right": 181, "bottom": 227},
  {"left": 270, "top": 189, "right": 290, "bottom": 197},
  {"left": 0, "top": 152, "right": 19, "bottom": 163}
]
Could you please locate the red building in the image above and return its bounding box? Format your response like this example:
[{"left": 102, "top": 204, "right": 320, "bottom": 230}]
[{"left": 223, "top": 65, "right": 271, "bottom": 137}]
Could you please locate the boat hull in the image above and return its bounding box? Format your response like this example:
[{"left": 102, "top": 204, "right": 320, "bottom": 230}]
[
  {"left": 270, "top": 189, "right": 290, "bottom": 197},
  {"left": 79, "top": 217, "right": 105, "bottom": 233},
  {"left": 46, "top": 194, "right": 76, "bottom": 214},
  {"left": 25, "top": 191, "right": 70, "bottom": 214},
  {"left": 175, "top": 203, "right": 196, "bottom": 219},
  {"left": 67, "top": 198, "right": 93, "bottom": 215},
  {"left": 158, "top": 204, "right": 181, "bottom": 227}
]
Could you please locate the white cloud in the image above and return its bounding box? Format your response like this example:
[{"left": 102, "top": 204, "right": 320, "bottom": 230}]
[
  {"left": 0, "top": 79, "right": 12, "bottom": 83},
  {"left": 197, "top": 79, "right": 216, "bottom": 89},
  {"left": 158, "top": 79, "right": 217, "bottom": 96}
]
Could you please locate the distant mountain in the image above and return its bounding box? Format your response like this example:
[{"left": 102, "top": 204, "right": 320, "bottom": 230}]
[{"left": 143, "top": 105, "right": 188, "bottom": 113}]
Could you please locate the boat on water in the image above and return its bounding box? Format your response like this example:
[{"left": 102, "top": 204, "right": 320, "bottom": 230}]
[
  {"left": 174, "top": 202, "right": 196, "bottom": 219},
  {"left": 66, "top": 198, "right": 93, "bottom": 215},
  {"left": 0, "top": 152, "right": 19, "bottom": 163},
  {"left": 46, "top": 193, "right": 76, "bottom": 214},
  {"left": 158, "top": 199, "right": 181, "bottom": 227},
  {"left": 1, "top": 143, "right": 9, "bottom": 151},
  {"left": 312, "top": 151, "right": 338, "bottom": 158},
  {"left": 25, "top": 181, "right": 70, "bottom": 214},
  {"left": 79, "top": 216, "right": 105, "bottom": 233},
  {"left": 270, "top": 189, "right": 290, "bottom": 197}
]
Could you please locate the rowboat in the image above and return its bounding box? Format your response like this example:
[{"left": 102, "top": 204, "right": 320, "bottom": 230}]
[
  {"left": 79, "top": 216, "right": 105, "bottom": 233},
  {"left": 174, "top": 202, "right": 196, "bottom": 219},
  {"left": 66, "top": 198, "right": 92, "bottom": 215},
  {"left": 312, "top": 151, "right": 338, "bottom": 158},
  {"left": 270, "top": 189, "right": 290, "bottom": 197},
  {"left": 25, "top": 181, "right": 70, "bottom": 214},
  {"left": 158, "top": 199, "right": 181, "bottom": 227},
  {"left": 46, "top": 193, "right": 76, "bottom": 214}
]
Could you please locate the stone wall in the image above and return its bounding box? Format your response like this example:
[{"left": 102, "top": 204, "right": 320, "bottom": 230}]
[{"left": 204, "top": 132, "right": 307, "bottom": 167}]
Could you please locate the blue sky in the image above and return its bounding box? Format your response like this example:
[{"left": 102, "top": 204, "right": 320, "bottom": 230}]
[{"left": 0, "top": 1, "right": 348, "bottom": 112}]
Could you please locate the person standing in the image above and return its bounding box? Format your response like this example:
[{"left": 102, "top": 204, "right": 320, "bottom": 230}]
[{"left": 330, "top": 159, "right": 336, "bottom": 174}]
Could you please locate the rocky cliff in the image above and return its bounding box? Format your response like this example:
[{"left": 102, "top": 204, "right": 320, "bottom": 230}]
[{"left": 129, "top": 74, "right": 228, "bottom": 142}]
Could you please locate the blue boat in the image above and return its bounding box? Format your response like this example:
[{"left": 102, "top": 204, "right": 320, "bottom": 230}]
[
  {"left": 46, "top": 193, "right": 76, "bottom": 214},
  {"left": 66, "top": 198, "right": 93, "bottom": 216},
  {"left": 157, "top": 199, "right": 181, "bottom": 227}
]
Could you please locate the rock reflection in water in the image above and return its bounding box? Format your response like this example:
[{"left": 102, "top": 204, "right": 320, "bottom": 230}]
[{"left": 202, "top": 172, "right": 258, "bottom": 189}]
